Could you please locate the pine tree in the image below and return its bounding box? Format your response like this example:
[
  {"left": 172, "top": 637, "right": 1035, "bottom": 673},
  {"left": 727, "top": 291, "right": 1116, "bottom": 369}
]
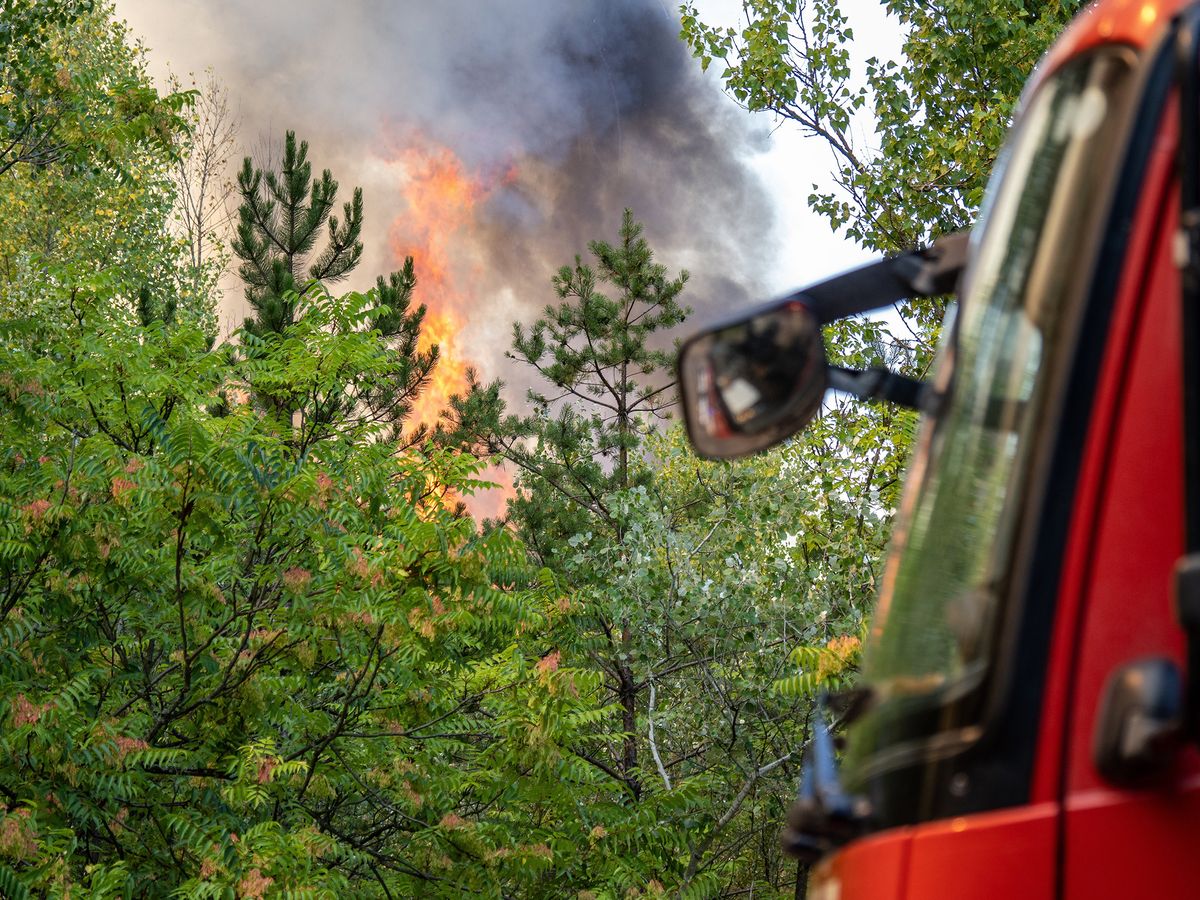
[
  {"left": 503, "top": 210, "right": 687, "bottom": 546},
  {"left": 231, "top": 133, "right": 445, "bottom": 440},
  {"left": 494, "top": 209, "right": 689, "bottom": 792},
  {"left": 487, "top": 211, "right": 833, "bottom": 894},
  {"left": 363, "top": 259, "right": 438, "bottom": 445},
  {"left": 232, "top": 130, "right": 363, "bottom": 335}
]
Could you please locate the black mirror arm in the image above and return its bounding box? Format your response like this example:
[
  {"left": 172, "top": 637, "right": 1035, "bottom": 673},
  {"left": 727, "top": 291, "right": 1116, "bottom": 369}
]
[
  {"left": 828, "top": 365, "right": 925, "bottom": 410},
  {"left": 800, "top": 230, "right": 970, "bottom": 326}
]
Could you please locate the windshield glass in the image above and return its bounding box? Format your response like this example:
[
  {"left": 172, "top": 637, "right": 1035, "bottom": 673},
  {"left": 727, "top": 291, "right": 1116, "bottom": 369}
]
[{"left": 846, "top": 47, "right": 1135, "bottom": 774}]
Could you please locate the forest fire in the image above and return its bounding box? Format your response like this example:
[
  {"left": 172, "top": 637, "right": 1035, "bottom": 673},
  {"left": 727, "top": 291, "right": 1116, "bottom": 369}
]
[
  {"left": 389, "top": 143, "right": 484, "bottom": 432},
  {"left": 388, "top": 140, "right": 515, "bottom": 518}
]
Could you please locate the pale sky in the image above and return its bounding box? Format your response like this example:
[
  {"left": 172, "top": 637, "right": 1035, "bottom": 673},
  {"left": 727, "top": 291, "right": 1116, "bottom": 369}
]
[{"left": 691, "top": 0, "right": 903, "bottom": 289}]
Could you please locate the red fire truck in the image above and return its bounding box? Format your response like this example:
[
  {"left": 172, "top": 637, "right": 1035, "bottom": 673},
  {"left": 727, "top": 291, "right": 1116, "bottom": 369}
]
[{"left": 677, "top": 0, "right": 1200, "bottom": 895}]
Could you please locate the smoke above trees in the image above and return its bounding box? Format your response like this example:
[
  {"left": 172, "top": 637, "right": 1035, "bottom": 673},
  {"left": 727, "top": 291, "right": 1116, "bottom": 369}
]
[{"left": 116, "top": 0, "right": 778, "bottom": 379}]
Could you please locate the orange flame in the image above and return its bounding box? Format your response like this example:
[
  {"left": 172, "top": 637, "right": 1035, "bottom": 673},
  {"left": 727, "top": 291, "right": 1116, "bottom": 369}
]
[
  {"left": 387, "top": 139, "right": 516, "bottom": 518},
  {"left": 390, "top": 144, "right": 484, "bottom": 431}
]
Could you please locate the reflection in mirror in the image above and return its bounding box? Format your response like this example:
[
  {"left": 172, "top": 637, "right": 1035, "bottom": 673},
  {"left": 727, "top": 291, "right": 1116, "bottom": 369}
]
[{"left": 679, "top": 299, "right": 827, "bottom": 459}]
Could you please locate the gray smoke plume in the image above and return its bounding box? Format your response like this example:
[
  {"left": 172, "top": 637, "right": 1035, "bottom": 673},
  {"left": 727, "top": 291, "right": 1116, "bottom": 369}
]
[{"left": 119, "top": 0, "right": 777, "bottom": 380}]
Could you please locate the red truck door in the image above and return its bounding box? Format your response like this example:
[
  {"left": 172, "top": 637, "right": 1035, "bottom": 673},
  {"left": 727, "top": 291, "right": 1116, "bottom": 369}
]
[{"left": 1057, "top": 49, "right": 1200, "bottom": 896}]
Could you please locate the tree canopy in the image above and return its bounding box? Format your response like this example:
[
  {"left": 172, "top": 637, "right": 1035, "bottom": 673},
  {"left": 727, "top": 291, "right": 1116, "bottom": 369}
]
[
  {"left": 0, "top": 1, "right": 1084, "bottom": 897},
  {"left": 0, "top": 3, "right": 207, "bottom": 330},
  {"left": 233, "top": 132, "right": 364, "bottom": 336},
  {"left": 680, "top": 0, "right": 1082, "bottom": 254}
]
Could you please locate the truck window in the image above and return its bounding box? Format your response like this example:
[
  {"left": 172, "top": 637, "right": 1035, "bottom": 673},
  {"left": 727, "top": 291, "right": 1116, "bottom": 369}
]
[{"left": 845, "top": 47, "right": 1136, "bottom": 787}]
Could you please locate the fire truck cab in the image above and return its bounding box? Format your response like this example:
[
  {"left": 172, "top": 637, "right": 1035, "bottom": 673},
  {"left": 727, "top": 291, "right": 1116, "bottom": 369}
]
[{"left": 678, "top": 0, "right": 1200, "bottom": 895}]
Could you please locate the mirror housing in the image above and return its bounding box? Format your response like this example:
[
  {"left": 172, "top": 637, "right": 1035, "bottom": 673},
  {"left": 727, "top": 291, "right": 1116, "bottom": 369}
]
[
  {"left": 1093, "top": 657, "right": 1183, "bottom": 786},
  {"left": 676, "top": 232, "right": 970, "bottom": 461},
  {"left": 678, "top": 299, "right": 827, "bottom": 459}
]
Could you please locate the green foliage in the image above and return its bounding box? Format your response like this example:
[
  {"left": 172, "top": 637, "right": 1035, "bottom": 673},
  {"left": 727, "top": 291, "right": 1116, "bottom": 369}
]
[
  {"left": 679, "top": 0, "right": 1079, "bottom": 387},
  {"left": 494, "top": 210, "right": 690, "bottom": 809},
  {"left": 0, "top": 0, "right": 94, "bottom": 172},
  {"left": 774, "top": 628, "right": 865, "bottom": 698},
  {"left": 467, "top": 212, "right": 901, "bottom": 896},
  {"left": 498, "top": 209, "right": 689, "bottom": 558},
  {"left": 0, "top": 0, "right": 188, "bottom": 180},
  {"left": 232, "top": 135, "right": 441, "bottom": 445},
  {"left": 0, "top": 2, "right": 1043, "bottom": 893},
  {"left": 233, "top": 131, "right": 365, "bottom": 335},
  {"left": 361, "top": 262, "right": 439, "bottom": 445},
  {"left": 0, "top": 271, "right": 599, "bottom": 897},
  {"left": 680, "top": 0, "right": 1079, "bottom": 254},
  {"left": 0, "top": 3, "right": 211, "bottom": 332}
]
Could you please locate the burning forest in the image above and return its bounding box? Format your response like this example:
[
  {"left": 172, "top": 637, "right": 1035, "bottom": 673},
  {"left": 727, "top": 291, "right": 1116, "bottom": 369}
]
[
  {"left": 126, "top": 0, "right": 777, "bottom": 396},
  {"left": 1, "top": 0, "right": 892, "bottom": 897}
]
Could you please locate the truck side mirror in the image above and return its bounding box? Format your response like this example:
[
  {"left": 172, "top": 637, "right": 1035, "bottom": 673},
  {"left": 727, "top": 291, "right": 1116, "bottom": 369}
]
[
  {"left": 1093, "top": 657, "right": 1183, "bottom": 786},
  {"left": 676, "top": 231, "right": 971, "bottom": 461},
  {"left": 678, "top": 299, "right": 827, "bottom": 459}
]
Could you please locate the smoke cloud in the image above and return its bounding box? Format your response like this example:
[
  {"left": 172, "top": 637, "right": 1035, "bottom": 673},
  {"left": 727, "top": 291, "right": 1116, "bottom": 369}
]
[{"left": 118, "top": 0, "right": 777, "bottom": 379}]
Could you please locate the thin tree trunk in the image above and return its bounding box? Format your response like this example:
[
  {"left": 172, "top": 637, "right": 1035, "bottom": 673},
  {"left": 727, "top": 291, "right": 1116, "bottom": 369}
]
[
  {"left": 794, "top": 862, "right": 809, "bottom": 900},
  {"left": 618, "top": 633, "right": 640, "bottom": 798}
]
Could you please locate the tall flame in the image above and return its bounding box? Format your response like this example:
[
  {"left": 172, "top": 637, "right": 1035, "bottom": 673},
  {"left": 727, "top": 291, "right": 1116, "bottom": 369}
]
[
  {"left": 390, "top": 144, "right": 484, "bottom": 431},
  {"left": 388, "top": 140, "right": 515, "bottom": 519}
]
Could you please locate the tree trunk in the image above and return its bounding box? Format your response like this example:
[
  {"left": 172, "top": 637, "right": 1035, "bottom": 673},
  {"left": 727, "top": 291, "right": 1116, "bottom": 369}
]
[
  {"left": 794, "top": 861, "right": 809, "bottom": 900},
  {"left": 618, "top": 622, "right": 640, "bottom": 799}
]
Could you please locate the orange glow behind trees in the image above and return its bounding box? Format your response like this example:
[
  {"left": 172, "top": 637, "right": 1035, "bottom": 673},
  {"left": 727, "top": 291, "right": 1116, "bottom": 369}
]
[
  {"left": 388, "top": 140, "right": 515, "bottom": 518},
  {"left": 389, "top": 143, "right": 485, "bottom": 432}
]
